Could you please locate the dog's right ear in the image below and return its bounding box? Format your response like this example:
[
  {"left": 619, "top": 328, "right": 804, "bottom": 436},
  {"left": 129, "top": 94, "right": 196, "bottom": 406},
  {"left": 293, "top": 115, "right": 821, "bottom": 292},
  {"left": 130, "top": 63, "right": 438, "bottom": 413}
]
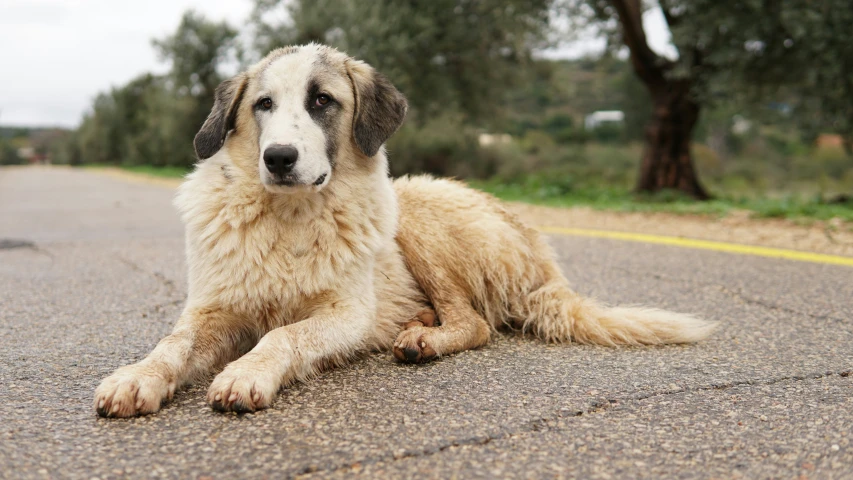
[{"left": 194, "top": 74, "right": 248, "bottom": 160}]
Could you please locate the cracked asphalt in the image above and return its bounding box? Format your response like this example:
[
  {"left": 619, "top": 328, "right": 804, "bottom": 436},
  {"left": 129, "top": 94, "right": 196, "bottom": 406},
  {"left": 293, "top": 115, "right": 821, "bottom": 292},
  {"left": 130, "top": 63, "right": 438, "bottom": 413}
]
[{"left": 1, "top": 166, "right": 851, "bottom": 479}]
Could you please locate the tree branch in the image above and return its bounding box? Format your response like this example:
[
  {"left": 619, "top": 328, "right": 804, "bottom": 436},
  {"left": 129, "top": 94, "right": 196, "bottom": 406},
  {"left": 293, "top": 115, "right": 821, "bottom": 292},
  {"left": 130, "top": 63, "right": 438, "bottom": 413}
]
[
  {"left": 658, "top": 0, "right": 680, "bottom": 29},
  {"left": 609, "top": 0, "right": 668, "bottom": 89}
]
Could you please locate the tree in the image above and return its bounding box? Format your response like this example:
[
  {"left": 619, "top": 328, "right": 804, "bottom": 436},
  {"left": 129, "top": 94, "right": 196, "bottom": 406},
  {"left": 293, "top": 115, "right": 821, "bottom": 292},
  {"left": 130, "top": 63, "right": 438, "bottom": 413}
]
[
  {"left": 68, "top": 11, "right": 241, "bottom": 168},
  {"left": 765, "top": 0, "right": 853, "bottom": 156},
  {"left": 251, "top": 0, "right": 553, "bottom": 125},
  {"left": 559, "top": 0, "right": 853, "bottom": 198},
  {"left": 152, "top": 10, "right": 240, "bottom": 139},
  {"left": 0, "top": 140, "right": 21, "bottom": 165},
  {"left": 562, "top": 0, "right": 718, "bottom": 198},
  {"left": 619, "top": 0, "right": 714, "bottom": 198}
]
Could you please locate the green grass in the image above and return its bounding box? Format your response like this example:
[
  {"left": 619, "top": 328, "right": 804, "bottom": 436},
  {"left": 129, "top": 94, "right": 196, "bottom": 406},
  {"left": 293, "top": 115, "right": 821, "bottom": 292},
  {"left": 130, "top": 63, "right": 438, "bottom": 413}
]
[
  {"left": 468, "top": 179, "right": 853, "bottom": 223},
  {"left": 116, "top": 164, "right": 190, "bottom": 178},
  {"left": 82, "top": 164, "right": 190, "bottom": 178}
]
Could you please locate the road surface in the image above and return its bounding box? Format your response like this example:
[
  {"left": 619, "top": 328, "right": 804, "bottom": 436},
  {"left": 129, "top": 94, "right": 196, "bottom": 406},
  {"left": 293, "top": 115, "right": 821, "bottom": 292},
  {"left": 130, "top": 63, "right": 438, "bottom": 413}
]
[{"left": 1, "top": 166, "right": 851, "bottom": 479}]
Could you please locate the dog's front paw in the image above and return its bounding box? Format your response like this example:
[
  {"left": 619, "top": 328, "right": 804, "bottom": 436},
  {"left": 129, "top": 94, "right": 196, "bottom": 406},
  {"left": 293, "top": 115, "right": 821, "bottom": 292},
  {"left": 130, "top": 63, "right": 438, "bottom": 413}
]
[
  {"left": 94, "top": 364, "right": 176, "bottom": 418},
  {"left": 393, "top": 324, "right": 439, "bottom": 364},
  {"left": 207, "top": 359, "right": 279, "bottom": 413}
]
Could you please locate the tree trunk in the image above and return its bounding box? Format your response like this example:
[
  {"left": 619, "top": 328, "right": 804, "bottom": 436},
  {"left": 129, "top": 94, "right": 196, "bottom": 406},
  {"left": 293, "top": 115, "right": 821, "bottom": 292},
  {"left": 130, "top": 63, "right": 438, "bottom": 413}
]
[
  {"left": 635, "top": 82, "right": 710, "bottom": 200},
  {"left": 608, "top": 0, "right": 710, "bottom": 200}
]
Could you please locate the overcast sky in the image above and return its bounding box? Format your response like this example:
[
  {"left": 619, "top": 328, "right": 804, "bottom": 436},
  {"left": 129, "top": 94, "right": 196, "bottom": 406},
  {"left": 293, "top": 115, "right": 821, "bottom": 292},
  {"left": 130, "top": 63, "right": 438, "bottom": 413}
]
[{"left": 0, "top": 0, "right": 674, "bottom": 128}]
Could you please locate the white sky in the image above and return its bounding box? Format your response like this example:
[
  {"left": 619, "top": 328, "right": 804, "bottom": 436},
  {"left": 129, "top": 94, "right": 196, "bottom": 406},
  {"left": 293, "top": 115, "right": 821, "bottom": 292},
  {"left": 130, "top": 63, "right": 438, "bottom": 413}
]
[{"left": 0, "top": 0, "right": 674, "bottom": 128}]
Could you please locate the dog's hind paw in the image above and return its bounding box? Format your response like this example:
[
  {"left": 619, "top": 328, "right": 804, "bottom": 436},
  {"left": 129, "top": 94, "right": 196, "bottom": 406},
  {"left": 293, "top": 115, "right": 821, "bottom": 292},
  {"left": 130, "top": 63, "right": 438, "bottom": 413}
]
[{"left": 94, "top": 364, "right": 175, "bottom": 418}]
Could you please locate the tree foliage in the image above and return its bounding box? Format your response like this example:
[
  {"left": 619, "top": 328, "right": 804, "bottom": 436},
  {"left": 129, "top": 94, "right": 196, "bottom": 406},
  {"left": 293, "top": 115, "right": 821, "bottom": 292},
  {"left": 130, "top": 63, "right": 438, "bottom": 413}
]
[
  {"left": 566, "top": 0, "right": 852, "bottom": 146},
  {"left": 0, "top": 140, "right": 21, "bottom": 165},
  {"left": 252, "top": 0, "right": 553, "bottom": 124},
  {"left": 754, "top": 0, "right": 853, "bottom": 152},
  {"left": 64, "top": 11, "right": 238, "bottom": 168},
  {"left": 153, "top": 10, "right": 240, "bottom": 133}
]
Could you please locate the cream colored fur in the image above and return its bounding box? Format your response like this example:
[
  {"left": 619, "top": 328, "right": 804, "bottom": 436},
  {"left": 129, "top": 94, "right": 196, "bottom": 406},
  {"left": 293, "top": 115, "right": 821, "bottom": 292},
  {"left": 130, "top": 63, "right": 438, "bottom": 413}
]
[
  {"left": 392, "top": 177, "right": 715, "bottom": 360},
  {"left": 93, "top": 44, "right": 715, "bottom": 418}
]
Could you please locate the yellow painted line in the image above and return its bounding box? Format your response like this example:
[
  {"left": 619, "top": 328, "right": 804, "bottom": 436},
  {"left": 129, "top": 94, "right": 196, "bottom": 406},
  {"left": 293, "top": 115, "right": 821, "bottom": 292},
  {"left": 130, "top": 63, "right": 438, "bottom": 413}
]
[
  {"left": 87, "top": 167, "right": 851, "bottom": 268},
  {"left": 538, "top": 226, "right": 853, "bottom": 268}
]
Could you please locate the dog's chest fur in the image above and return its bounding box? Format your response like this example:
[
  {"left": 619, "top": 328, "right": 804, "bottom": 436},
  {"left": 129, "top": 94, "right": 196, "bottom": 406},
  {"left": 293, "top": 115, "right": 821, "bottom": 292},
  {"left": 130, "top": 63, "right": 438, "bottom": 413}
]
[{"left": 174, "top": 157, "right": 399, "bottom": 323}]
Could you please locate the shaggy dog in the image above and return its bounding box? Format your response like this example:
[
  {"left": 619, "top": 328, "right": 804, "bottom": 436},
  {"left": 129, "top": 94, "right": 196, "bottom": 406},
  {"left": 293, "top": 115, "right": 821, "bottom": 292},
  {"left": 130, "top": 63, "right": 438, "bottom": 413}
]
[{"left": 94, "top": 44, "right": 714, "bottom": 417}]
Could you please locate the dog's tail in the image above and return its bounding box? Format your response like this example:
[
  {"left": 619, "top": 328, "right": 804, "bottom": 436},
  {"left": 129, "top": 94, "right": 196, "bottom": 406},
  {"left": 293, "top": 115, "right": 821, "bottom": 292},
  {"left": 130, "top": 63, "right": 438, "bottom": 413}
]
[{"left": 518, "top": 280, "right": 716, "bottom": 345}]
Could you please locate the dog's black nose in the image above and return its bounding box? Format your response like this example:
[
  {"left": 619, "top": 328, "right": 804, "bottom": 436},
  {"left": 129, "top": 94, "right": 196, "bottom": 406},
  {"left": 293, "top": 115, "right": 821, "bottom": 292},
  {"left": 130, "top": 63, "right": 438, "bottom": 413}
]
[{"left": 263, "top": 145, "right": 299, "bottom": 176}]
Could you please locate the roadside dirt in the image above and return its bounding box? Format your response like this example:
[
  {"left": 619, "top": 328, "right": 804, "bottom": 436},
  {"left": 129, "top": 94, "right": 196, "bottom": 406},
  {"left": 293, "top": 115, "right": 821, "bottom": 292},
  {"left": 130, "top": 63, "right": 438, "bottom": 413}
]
[{"left": 508, "top": 202, "right": 853, "bottom": 258}]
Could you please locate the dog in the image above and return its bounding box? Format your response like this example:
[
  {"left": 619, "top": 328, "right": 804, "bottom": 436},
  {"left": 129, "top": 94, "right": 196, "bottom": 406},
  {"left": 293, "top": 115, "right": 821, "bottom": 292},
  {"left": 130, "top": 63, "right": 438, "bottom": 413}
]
[{"left": 94, "top": 44, "right": 715, "bottom": 418}]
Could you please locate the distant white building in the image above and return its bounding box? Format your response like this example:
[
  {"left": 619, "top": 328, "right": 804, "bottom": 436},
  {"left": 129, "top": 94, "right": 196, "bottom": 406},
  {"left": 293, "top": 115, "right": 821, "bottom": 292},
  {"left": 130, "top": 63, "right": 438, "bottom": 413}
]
[
  {"left": 584, "top": 110, "right": 625, "bottom": 130},
  {"left": 478, "top": 133, "right": 512, "bottom": 147},
  {"left": 731, "top": 115, "right": 752, "bottom": 135}
]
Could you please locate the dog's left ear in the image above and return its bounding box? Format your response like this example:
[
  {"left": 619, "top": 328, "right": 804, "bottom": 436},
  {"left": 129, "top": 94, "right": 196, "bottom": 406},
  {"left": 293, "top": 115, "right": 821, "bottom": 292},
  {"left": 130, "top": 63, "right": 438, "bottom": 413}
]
[
  {"left": 346, "top": 60, "right": 408, "bottom": 157},
  {"left": 194, "top": 73, "right": 248, "bottom": 160}
]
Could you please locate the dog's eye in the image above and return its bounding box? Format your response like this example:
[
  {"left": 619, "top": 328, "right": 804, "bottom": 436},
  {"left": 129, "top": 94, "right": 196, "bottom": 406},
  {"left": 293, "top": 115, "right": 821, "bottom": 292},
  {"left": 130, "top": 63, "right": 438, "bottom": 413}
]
[
  {"left": 257, "top": 97, "right": 273, "bottom": 111},
  {"left": 314, "top": 94, "right": 331, "bottom": 107}
]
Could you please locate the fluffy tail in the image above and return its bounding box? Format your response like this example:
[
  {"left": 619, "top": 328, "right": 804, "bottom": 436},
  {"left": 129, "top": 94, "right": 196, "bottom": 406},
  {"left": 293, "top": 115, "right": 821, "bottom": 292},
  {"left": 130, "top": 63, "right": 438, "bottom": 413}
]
[{"left": 520, "top": 281, "right": 716, "bottom": 345}]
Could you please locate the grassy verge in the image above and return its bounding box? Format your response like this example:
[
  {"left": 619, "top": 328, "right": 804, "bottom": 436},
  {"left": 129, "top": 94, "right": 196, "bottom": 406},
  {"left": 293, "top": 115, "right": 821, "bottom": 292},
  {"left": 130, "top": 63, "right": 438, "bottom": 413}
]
[
  {"left": 80, "top": 164, "right": 851, "bottom": 223},
  {"left": 468, "top": 179, "right": 853, "bottom": 223},
  {"left": 121, "top": 165, "right": 190, "bottom": 178},
  {"left": 83, "top": 164, "right": 190, "bottom": 179}
]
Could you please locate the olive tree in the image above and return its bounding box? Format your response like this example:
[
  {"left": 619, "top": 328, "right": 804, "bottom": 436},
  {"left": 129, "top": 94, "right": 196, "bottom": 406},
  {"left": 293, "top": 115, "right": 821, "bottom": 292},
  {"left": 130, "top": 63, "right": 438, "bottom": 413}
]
[{"left": 561, "top": 0, "right": 853, "bottom": 198}]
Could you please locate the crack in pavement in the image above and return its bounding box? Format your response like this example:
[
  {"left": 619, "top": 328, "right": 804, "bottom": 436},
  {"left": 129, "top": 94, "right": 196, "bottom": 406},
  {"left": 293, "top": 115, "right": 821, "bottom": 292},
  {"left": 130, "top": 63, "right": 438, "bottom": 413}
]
[
  {"left": 612, "top": 266, "right": 847, "bottom": 323},
  {"left": 113, "top": 254, "right": 185, "bottom": 321},
  {"left": 620, "top": 369, "right": 852, "bottom": 404},
  {"left": 711, "top": 284, "right": 846, "bottom": 324},
  {"left": 295, "top": 370, "right": 852, "bottom": 478},
  {"left": 118, "top": 297, "right": 185, "bottom": 321},
  {"left": 114, "top": 254, "right": 179, "bottom": 294}
]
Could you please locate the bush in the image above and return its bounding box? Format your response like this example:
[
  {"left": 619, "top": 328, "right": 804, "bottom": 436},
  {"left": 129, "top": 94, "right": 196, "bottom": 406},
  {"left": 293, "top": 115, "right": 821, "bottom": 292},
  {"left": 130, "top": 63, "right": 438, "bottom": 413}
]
[
  {"left": 518, "top": 130, "right": 556, "bottom": 155},
  {"left": 472, "top": 143, "right": 527, "bottom": 180},
  {"left": 542, "top": 113, "right": 574, "bottom": 133},
  {"left": 588, "top": 122, "right": 625, "bottom": 144},
  {"left": 387, "top": 115, "right": 481, "bottom": 178},
  {"left": 812, "top": 144, "right": 852, "bottom": 180},
  {"left": 0, "top": 140, "right": 23, "bottom": 165},
  {"left": 764, "top": 128, "right": 809, "bottom": 157}
]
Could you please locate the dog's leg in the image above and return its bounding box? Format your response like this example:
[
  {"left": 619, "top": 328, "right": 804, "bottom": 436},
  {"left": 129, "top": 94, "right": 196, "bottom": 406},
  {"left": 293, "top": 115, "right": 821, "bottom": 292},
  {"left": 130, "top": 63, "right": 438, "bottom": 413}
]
[
  {"left": 94, "top": 308, "right": 250, "bottom": 418},
  {"left": 403, "top": 308, "right": 440, "bottom": 329},
  {"left": 206, "top": 299, "right": 374, "bottom": 413},
  {"left": 392, "top": 258, "right": 492, "bottom": 364},
  {"left": 393, "top": 292, "right": 491, "bottom": 363},
  {"left": 388, "top": 229, "right": 492, "bottom": 363}
]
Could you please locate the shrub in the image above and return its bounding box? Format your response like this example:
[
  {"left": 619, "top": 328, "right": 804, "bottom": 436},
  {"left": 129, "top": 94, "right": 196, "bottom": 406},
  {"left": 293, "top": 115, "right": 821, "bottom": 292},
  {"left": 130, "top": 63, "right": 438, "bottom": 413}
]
[
  {"left": 386, "top": 115, "right": 478, "bottom": 177},
  {"left": 589, "top": 122, "right": 625, "bottom": 144}
]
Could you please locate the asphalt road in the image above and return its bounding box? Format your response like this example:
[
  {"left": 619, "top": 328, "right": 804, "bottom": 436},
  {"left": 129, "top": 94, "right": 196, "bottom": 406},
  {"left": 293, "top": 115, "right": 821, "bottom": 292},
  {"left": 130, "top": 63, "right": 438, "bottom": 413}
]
[{"left": 1, "top": 166, "right": 851, "bottom": 479}]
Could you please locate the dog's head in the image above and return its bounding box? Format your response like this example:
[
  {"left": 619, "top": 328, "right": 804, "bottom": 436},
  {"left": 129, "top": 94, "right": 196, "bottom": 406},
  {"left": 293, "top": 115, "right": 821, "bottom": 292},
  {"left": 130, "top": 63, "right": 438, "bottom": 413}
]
[{"left": 194, "top": 44, "right": 407, "bottom": 193}]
